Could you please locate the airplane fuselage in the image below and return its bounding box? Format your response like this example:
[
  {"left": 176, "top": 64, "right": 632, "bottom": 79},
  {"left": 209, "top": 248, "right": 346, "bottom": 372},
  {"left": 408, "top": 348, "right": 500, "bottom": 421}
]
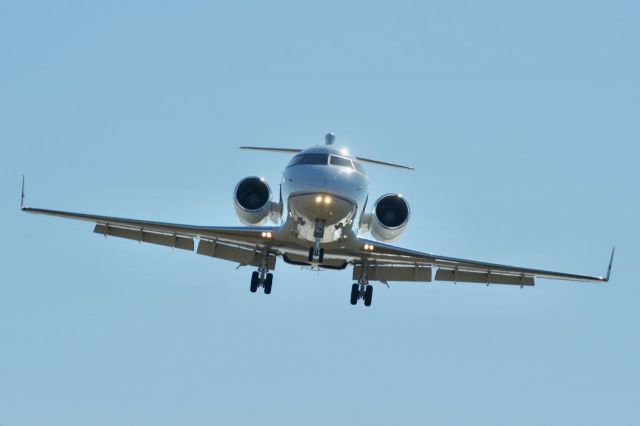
[{"left": 280, "top": 145, "right": 369, "bottom": 245}]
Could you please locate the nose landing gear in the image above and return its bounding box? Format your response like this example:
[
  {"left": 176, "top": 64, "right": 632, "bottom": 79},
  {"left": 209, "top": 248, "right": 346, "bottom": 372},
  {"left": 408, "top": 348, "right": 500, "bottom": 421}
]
[{"left": 308, "top": 219, "right": 326, "bottom": 263}]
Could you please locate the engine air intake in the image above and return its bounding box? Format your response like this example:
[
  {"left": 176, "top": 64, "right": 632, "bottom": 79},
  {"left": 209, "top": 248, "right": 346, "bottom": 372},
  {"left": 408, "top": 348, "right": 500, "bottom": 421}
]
[
  {"left": 370, "top": 194, "right": 410, "bottom": 242},
  {"left": 236, "top": 177, "right": 270, "bottom": 211},
  {"left": 234, "top": 177, "right": 276, "bottom": 225},
  {"left": 375, "top": 195, "right": 409, "bottom": 228}
]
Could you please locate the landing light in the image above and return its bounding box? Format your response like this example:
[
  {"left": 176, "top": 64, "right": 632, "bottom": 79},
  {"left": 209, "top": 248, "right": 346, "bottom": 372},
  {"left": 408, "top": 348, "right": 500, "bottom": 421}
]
[
  {"left": 363, "top": 244, "right": 375, "bottom": 251},
  {"left": 261, "top": 232, "right": 273, "bottom": 239},
  {"left": 324, "top": 196, "right": 332, "bottom": 204},
  {"left": 315, "top": 195, "right": 323, "bottom": 203}
]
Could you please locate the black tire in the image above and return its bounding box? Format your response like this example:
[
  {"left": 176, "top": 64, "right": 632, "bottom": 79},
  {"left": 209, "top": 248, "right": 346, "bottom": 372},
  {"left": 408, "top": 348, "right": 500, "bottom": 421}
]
[
  {"left": 264, "top": 273, "right": 273, "bottom": 294},
  {"left": 319, "top": 248, "right": 325, "bottom": 263},
  {"left": 364, "top": 285, "right": 373, "bottom": 307},
  {"left": 308, "top": 247, "right": 314, "bottom": 262},
  {"left": 250, "top": 271, "right": 259, "bottom": 293},
  {"left": 350, "top": 283, "right": 359, "bottom": 305}
]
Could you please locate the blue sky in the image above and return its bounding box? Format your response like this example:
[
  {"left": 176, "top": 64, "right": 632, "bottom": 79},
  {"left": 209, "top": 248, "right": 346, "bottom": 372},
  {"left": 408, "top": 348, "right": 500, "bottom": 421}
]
[{"left": 1, "top": 1, "right": 638, "bottom": 425}]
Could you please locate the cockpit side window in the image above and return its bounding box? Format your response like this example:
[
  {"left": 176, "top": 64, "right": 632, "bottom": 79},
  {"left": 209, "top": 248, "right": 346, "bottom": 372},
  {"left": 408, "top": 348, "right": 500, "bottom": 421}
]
[
  {"left": 329, "top": 155, "right": 354, "bottom": 169},
  {"left": 352, "top": 161, "right": 365, "bottom": 174},
  {"left": 288, "top": 155, "right": 304, "bottom": 167}
]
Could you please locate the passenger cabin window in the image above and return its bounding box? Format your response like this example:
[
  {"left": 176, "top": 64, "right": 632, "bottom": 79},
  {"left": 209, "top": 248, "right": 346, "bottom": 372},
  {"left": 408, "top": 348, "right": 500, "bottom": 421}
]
[
  {"left": 329, "top": 155, "right": 353, "bottom": 169},
  {"left": 287, "top": 154, "right": 329, "bottom": 168}
]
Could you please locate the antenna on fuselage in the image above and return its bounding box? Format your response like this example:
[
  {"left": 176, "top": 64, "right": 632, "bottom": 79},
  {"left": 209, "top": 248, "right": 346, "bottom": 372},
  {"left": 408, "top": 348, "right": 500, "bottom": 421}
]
[{"left": 325, "top": 133, "right": 335, "bottom": 145}]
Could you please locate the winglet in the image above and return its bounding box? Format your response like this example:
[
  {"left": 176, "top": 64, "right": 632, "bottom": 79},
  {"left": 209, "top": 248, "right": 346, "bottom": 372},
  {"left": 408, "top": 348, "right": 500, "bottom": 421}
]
[
  {"left": 605, "top": 247, "right": 615, "bottom": 281},
  {"left": 20, "top": 175, "right": 26, "bottom": 210}
]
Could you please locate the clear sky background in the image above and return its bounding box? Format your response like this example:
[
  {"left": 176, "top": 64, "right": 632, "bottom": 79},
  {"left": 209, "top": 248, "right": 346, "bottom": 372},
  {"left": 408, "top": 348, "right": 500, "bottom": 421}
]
[{"left": 1, "top": 1, "right": 638, "bottom": 425}]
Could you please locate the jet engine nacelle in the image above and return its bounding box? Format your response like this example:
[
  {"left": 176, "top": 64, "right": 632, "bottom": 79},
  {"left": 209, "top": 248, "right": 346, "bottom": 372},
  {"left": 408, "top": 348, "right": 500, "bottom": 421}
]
[
  {"left": 369, "top": 194, "right": 410, "bottom": 242},
  {"left": 234, "top": 177, "right": 281, "bottom": 225}
]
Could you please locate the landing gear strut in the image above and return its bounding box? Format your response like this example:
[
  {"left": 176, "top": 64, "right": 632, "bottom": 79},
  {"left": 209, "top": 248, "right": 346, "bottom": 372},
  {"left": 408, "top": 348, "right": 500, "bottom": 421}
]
[{"left": 308, "top": 219, "right": 326, "bottom": 263}]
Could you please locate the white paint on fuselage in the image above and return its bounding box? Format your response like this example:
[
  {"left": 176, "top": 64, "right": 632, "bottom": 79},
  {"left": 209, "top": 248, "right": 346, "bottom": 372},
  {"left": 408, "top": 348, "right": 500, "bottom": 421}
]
[{"left": 280, "top": 145, "right": 368, "bottom": 245}]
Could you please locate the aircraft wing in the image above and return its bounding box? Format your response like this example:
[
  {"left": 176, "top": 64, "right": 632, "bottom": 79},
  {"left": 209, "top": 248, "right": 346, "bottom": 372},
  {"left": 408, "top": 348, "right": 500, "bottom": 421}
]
[
  {"left": 351, "top": 238, "right": 614, "bottom": 286},
  {"left": 22, "top": 207, "right": 281, "bottom": 269},
  {"left": 21, "top": 205, "right": 613, "bottom": 285}
]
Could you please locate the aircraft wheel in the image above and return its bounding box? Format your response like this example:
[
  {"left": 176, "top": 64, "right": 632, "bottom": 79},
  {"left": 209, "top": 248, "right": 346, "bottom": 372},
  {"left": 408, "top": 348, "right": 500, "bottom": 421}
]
[
  {"left": 319, "top": 248, "right": 325, "bottom": 263},
  {"left": 350, "top": 283, "right": 359, "bottom": 305},
  {"left": 364, "top": 285, "right": 373, "bottom": 307},
  {"left": 264, "top": 273, "right": 273, "bottom": 294},
  {"left": 308, "top": 247, "right": 314, "bottom": 262},
  {"left": 250, "top": 271, "right": 259, "bottom": 293}
]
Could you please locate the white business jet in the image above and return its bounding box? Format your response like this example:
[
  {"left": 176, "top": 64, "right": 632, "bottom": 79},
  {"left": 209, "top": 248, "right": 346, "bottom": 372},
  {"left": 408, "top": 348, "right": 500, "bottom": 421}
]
[{"left": 22, "top": 133, "right": 613, "bottom": 306}]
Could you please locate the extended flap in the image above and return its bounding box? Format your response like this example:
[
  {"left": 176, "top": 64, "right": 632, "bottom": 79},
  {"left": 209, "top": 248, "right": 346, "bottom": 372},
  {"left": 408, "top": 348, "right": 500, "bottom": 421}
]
[
  {"left": 353, "top": 265, "right": 432, "bottom": 282},
  {"left": 197, "top": 239, "right": 276, "bottom": 270},
  {"left": 435, "top": 269, "right": 534, "bottom": 286},
  {"left": 94, "top": 224, "right": 194, "bottom": 251}
]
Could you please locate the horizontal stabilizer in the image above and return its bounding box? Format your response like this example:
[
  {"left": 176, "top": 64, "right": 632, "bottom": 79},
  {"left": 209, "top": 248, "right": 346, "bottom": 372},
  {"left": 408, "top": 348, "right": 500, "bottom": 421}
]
[
  {"left": 240, "top": 146, "right": 302, "bottom": 154},
  {"left": 240, "top": 147, "right": 414, "bottom": 170},
  {"left": 355, "top": 156, "right": 415, "bottom": 171}
]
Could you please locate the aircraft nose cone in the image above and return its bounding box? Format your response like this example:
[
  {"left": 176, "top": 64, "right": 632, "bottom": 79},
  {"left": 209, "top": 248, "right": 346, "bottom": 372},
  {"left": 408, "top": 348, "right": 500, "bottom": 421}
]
[
  {"left": 289, "top": 193, "right": 356, "bottom": 227},
  {"left": 284, "top": 164, "right": 367, "bottom": 202}
]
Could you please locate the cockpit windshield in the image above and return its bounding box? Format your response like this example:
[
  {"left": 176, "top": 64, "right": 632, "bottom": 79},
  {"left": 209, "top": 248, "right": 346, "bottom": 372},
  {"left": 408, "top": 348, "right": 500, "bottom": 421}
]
[
  {"left": 286, "top": 153, "right": 364, "bottom": 174},
  {"left": 287, "top": 154, "right": 329, "bottom": 167}
]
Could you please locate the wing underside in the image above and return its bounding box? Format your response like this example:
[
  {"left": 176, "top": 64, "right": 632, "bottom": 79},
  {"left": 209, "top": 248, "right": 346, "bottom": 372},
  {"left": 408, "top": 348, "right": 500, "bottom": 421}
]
[
  {"left": 23, "top": 207, "right": 280, "bottom": 269},
  {"left": 22, "top": 207, "right": 612, "bottom": 287},
  {"left": 348, "top": 238, "right": 613, "bottom": 286}
]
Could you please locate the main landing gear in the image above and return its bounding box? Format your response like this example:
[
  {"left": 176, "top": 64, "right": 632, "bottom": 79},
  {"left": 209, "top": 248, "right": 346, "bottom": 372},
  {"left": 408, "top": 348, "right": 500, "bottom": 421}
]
[
  {"left": 250, "top": 270, "right": 273, "bottom": 294},
  {"left": 350, "top": 263, "right": 373, "bottom": 306},
  {"left": 350, "top": 281, "right": 373, "bottom": 307}
]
